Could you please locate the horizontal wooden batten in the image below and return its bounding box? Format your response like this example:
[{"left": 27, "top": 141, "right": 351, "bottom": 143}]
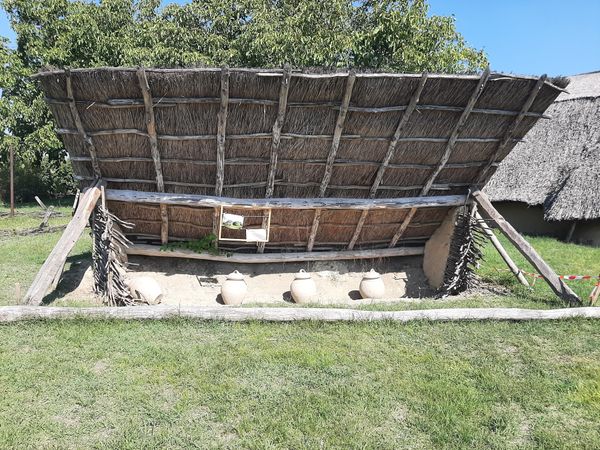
[
  {"left": 104, "top": 189, "right": 468, "bottom": 210},
  {"left": 76, "top": 175, "right": 471, "bottom": 192},
  {"left": 70, "top": 155, "right": 499, "bottom": 170},
  {"left": 56, "top": 128, "right": 520, "bottom": 144},
  {"left": 126, "top": 243, "right": 425, "bottom": 263},
  {"left": 45, "top": 97, "right": 550, "bottom": 119}
]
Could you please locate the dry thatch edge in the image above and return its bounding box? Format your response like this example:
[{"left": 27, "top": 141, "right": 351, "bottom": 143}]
[
  {"left": 2, "top": 305, "right": 599, "bottom": 323},
  {"left": 32, "top": 67, "right": 568, "bottom": 91}
]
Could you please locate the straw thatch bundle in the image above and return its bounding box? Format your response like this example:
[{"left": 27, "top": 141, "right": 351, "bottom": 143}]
[
  {"left": 36, "top": 67, "right": 563, "bottom": 251},
  {"left": 486, "top": 71, "right": 600, "bottom": 221}
]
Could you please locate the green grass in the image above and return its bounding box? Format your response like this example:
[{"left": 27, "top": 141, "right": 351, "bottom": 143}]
[
  {"left": 478, "top": 233, "right": 600, "bottom": 305},
  {"left": 1, "top": 206, "right": 600, "bottom": 447},
  {"left": 0, "top": 198, "right": 74, "bottom": 232},
  {"left": 0, "top": 319, "right": 599, "bottom": 448}
]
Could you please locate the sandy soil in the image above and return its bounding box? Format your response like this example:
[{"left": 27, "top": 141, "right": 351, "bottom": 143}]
[{"left": 57, "top": 255, "right": 437, "bottom": 306}]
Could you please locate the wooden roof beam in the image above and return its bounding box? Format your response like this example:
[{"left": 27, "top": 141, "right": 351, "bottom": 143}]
[
  {"left": 348, "top": 72, "right": 428, "bottom": 250},
  {"left": 137, "top": 67, "right": 169, "bottom": 243},
  {"left": 259, "top": 65, "right": 292, "bottom": 253},
  {"left": 65, "top": 69, "right": 101, "bottom": 178},
  {"left": 215, "top": 67, "right": 230, "bottom": 196},
  {"left": 476, "top": 74, "right": 547, "bottom": 184},
  {"left": 389, "top": 67, "right": 491, "bottom": 247},
  {"left": 104, "top": 189, "right": 468, "bottom": 210}
]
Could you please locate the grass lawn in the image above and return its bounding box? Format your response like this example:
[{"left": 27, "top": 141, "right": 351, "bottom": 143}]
[
  {"left": 1, "top": 202, "right": 600, "bottom": 448},
  {"left": 0, "top": 319, "right": 599, "bottom": 448}
]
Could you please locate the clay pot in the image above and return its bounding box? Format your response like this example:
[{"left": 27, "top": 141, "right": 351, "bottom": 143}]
[
  {"left": 359, "top": 269, "right": 385, "bottom": 299},
  {"left": 221, "top": 270, "right": 247, "bottom": 305},
  {"left": 128, "top": 276, "right": 163, "bottom": 304},
  {"left": 290, "top": 269, "right": 317, "bottom": 304}
]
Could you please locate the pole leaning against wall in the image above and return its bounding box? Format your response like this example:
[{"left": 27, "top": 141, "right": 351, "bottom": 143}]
[{"left": 472, "top": 190, "right": 580, "bottom": 305}]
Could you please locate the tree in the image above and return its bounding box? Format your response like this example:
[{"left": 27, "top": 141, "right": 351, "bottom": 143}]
[{"left": 0, "top": 0, "right": 487, "bottom": 199}]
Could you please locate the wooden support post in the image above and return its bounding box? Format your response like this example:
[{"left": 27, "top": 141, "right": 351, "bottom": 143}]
[
  {"left": 310, "top": 72, "right": 355, "bottom": 250},
  {"left": 474, "top": 210, "right": 530, "bottom": 287},
  {"left": 24, "top": 181, "right": 103, "bottom": 305},
  {"left": 318, "top": 72, "right": 356, "bottom": 197},
  {"left": 215, "top": 67, "right": 230, "bottom": 197},
  {"left": 590, "top": 278, "right": 600, "bottom": 306},
  {"left": 477, "top": 75, "right": 547, "bottom": 184},
  {"left": 348, "top": 210, "right": 368, "bottom": 250},
  {"left": 565, "top": 221, "right": 577, "bottom": 243},
  {"left": 259, "top": 65, "right": 291, "bottom": 253},
  {"left": 137, "top": 67, "right": 169, "bottom": 244},
  {"left": 307, "top": 209, "right": 322, "bottom": 251},
  {"left": 388, "top": 68, "right": 490, "bottom": 247},
  {"left": 9, "top": 144, "right": 14, "bottom": 217},
  {"left": 65, "top": 69, "right": 101, "bottom": 177},
  {"left": 472, "top": 189, "right": 580, "bottom": 305}
]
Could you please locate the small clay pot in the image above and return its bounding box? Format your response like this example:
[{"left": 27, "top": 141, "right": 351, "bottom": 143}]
[
  {"left": 128, "top": 276, "right": 163, "bottom": 304},
  {"left": 290, "top": 269, "right": 317, "bottom": 304},
  {"left": 221, "top": 270, "right": 247, "bottom": 305},
  {"left": 359, "top": 269, "right": 385, "bottom": 299}
]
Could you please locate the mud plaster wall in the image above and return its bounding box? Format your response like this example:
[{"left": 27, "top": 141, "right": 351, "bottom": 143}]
[{"left": 422, "top": 208, "right": 459, "bottom": 289}]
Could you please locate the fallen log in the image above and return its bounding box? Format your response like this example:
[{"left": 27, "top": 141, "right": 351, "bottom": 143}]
[{"left": 1, "top": 305, "right": 600, "bottom": 323}]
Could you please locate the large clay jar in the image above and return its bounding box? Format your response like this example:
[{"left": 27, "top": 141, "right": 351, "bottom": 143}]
[
  {"left": 359, "top": 269, "right": 385, "bottom": 299},
  {"left": 290, "top": 269, "right": 317, "bottom": 304},
  {"left": 221, "top": 270, "right": 247, "bottom": 305},
  {"left": 128, "top": 276, "right": 163, "bottom": 304}
]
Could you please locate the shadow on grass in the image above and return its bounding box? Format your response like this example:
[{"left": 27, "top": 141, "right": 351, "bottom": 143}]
[{"left": 42, "top": 252, "right": 92, "bottom": 305}]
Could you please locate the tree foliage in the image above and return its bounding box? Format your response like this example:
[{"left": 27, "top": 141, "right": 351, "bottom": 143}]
[{"left": 0, "top": 0, "right": 487, "bottom": 199}]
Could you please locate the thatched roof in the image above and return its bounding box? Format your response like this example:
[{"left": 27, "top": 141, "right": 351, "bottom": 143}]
[
  {"left": 36, "top": 67, "right": 562, "bottom": 250},
  {"left": 486, "top": 71, "right": 600, "bottom": 221}
]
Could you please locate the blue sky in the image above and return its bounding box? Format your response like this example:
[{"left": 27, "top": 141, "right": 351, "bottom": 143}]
[{"left": 1, "top": 0, "right": 598, "bottom": 76}]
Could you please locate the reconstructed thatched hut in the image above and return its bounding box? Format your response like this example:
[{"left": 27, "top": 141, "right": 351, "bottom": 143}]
[
  {"left": 486, "top": 71, "right": 600, "bottom": 246},
  {"left": 27, "top": 67, "right": 567, "bottom": 304}
]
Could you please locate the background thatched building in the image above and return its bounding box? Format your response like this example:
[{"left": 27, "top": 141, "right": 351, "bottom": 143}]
[{"left": 486, "top": 71, "right": 600, "bottom": 246}]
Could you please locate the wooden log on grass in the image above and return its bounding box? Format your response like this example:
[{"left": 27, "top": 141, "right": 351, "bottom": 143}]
[
  {"left": 2, "top": 305, "right": 600, "bottom": 324},
  {"left": 472, "top": 190, "right": 580, "bottom": 305},
  {"left": 23, "top": 181, "right": 103, "bottom": 305}
]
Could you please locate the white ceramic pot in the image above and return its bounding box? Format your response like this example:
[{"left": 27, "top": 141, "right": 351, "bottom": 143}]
[
  {"left": 128, "top": 276, "right": 163, "bottom": 304},
  {"left": 221, "top": 270, "right": 247, "bottom": 305},
  {"left": 359, "top": 269, "right": 385, "bottom": 299},
  {"left": 290, "top": 269, "right": 317, "bottom": 304}
]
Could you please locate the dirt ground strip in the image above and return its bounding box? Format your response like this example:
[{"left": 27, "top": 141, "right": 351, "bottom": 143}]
[{"left": 57, "top": 255, "right": 436, "bottom": 306}]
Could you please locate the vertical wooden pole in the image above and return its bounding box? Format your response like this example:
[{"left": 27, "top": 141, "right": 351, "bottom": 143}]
[
  {"left": 9, "top": 144, "right": 15, "bottom": 217},
  {"left": 474, "top": 210, "right": 530, "bottom": 287}
]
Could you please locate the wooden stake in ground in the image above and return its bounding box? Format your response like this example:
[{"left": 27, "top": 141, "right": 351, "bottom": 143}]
[
  {"left": 9, "top": 144, "right": 15, "bottom": 217},
  {"left": 474, "top": 210, "right": 530, "bottom": 287},
  {"left": 24, "top": 181, "right": 104, "bottom": 305},
  {"left": 472, "top": 190, "right": 580, "bottom": 305},
  {"left": 590, "top": 278, "right": 600, "bottom": 306}
]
